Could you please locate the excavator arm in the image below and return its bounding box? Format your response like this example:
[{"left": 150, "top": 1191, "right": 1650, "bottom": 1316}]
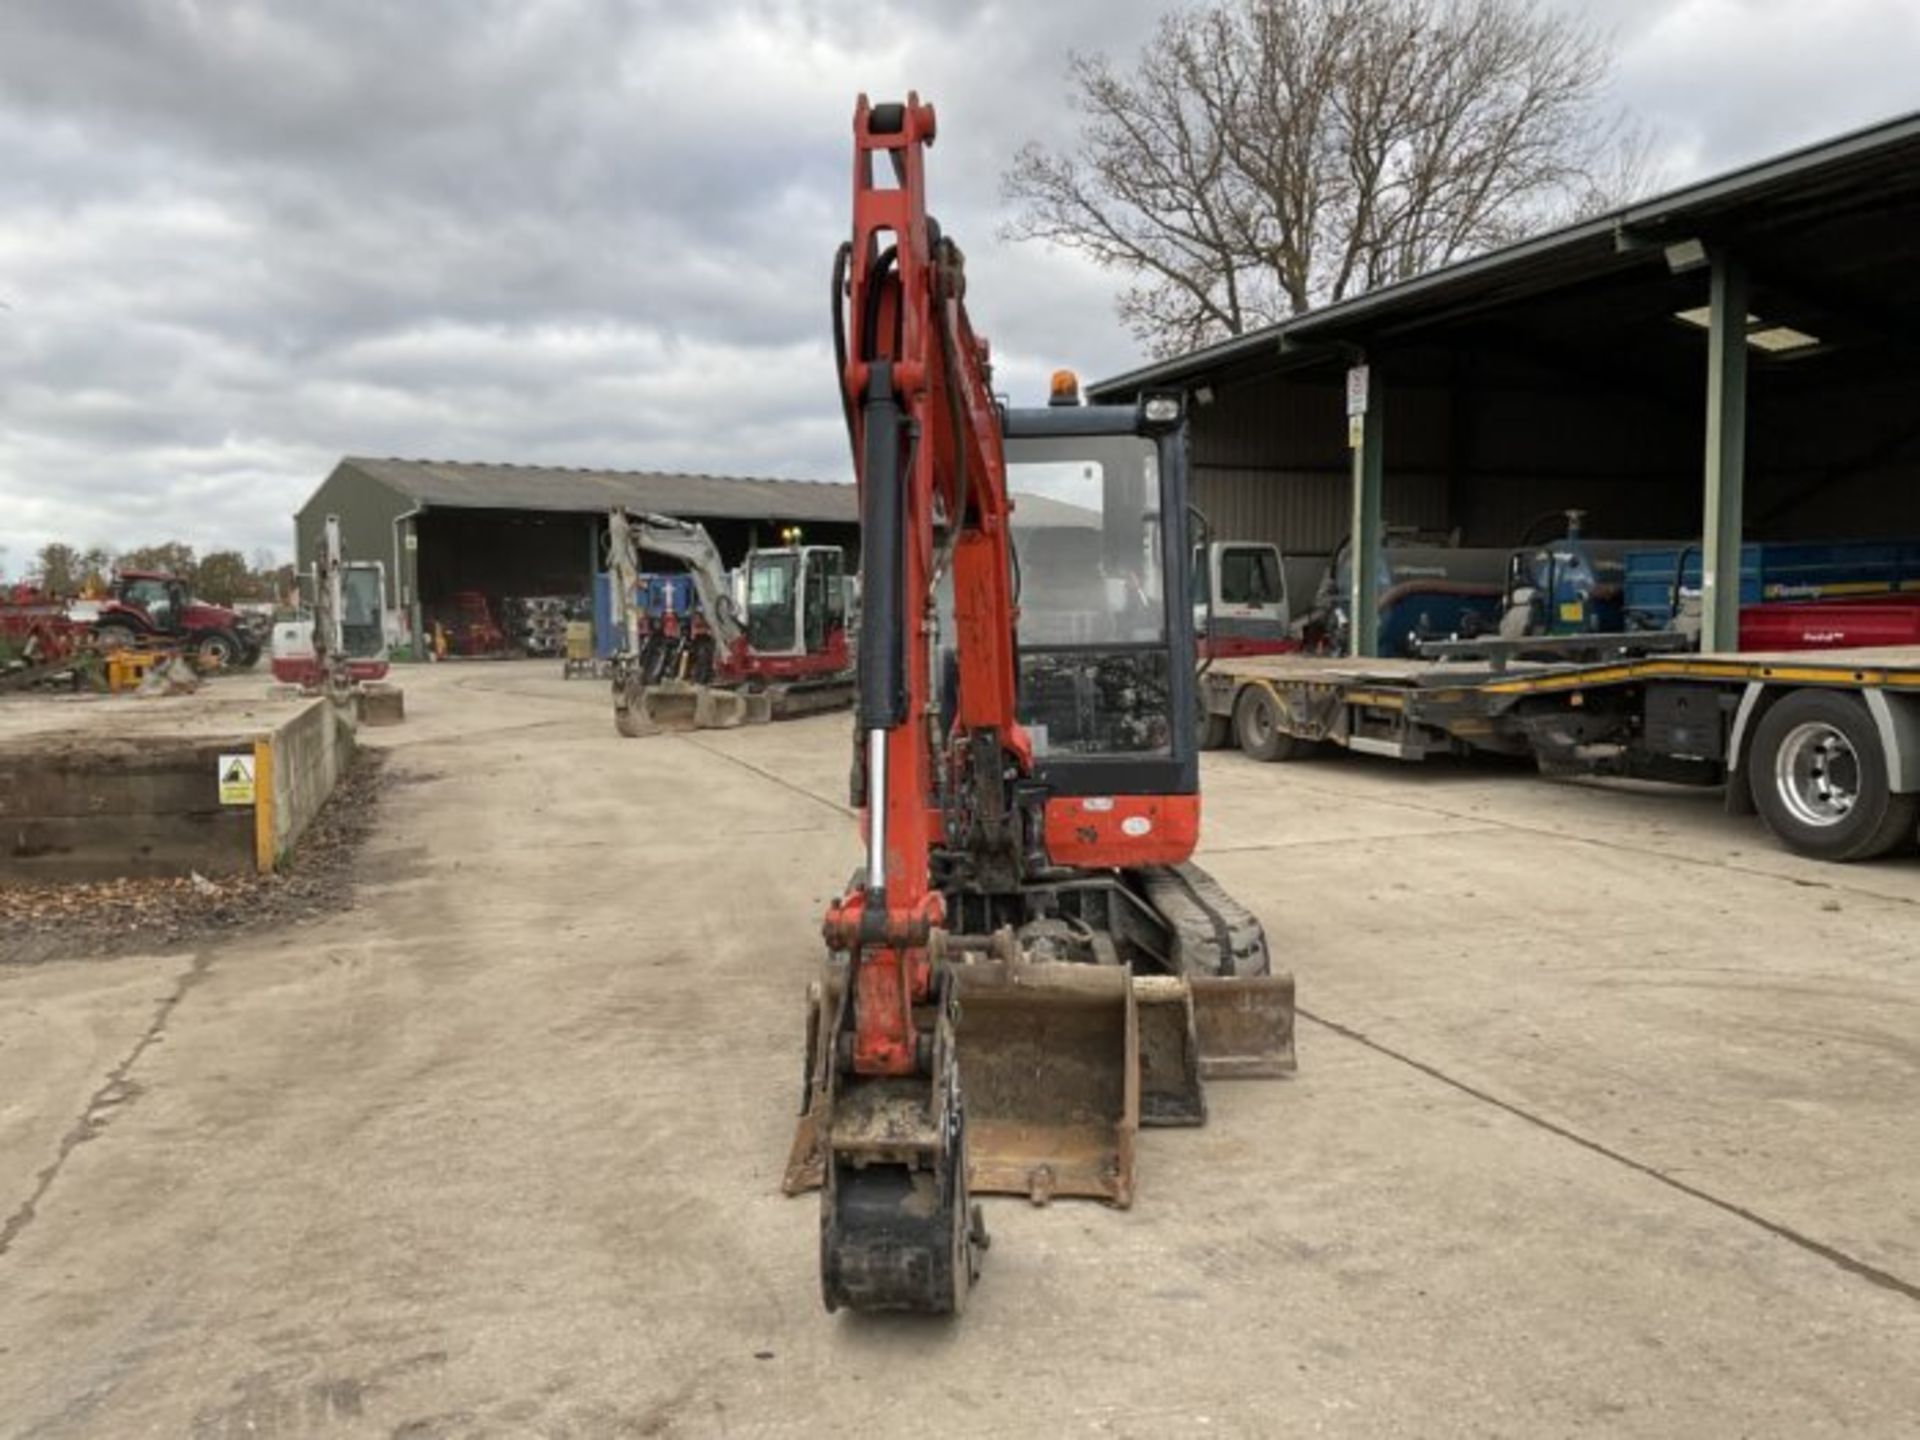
[
  {"left": 605, "top": 508, "right": 645, "bottom": 661},
  {"left": 826, "top": 96, "right": 1026, "bottom": 1072},
  {"left": 611, "top": 509, "right": 744, "bottom": 652}
]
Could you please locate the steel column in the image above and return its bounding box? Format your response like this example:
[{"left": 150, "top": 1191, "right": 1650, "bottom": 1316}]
[
  {"left": 1348, "top": 366, "right": 1384, "bottom": 658},
  {"left": 1701, "top": 254, "right": 1749, "bottom": 654}
]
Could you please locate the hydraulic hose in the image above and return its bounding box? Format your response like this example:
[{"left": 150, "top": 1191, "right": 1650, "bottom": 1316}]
[{"left": 831, "top": 241, "right": 855, "bottom": 453}]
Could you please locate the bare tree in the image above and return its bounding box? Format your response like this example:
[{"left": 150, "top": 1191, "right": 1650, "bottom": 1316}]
[{"left": 1004, "top": 0, "right": 1653, "bottom": 356}]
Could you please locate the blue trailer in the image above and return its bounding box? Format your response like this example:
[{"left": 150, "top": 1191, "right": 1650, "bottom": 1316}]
[{"left": 1625, "top": 539, "right": 1920, "bottom": 630}]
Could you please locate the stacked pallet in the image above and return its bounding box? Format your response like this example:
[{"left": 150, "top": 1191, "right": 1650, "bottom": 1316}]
[{"left": 503, "top": 594, "right": 591, "bottom": 656}]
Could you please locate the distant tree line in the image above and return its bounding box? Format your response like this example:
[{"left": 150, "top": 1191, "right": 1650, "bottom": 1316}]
[{"left": 25, "top": 541, "right": 295, "bottom": 607}]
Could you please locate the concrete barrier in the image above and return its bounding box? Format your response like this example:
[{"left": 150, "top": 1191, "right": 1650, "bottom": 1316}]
[
  {"left": 262, "top": 696, "right": 355, "bottom": 870},
  {"left": 0, "top": 696, "right": 355, "bottom": 881}
]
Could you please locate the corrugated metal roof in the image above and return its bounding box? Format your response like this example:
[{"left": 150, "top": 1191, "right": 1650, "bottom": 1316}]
[
  {"left": 335, "top": 457, "right": 856, "bottom": 523},
  {"left": 1090, "top": 107, "right": 1920, "bottom": 399}
]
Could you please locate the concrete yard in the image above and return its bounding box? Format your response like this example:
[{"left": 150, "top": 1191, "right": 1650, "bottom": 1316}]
[{"left": 3, "top": 662, "right": 1919, "bottom": 1437}]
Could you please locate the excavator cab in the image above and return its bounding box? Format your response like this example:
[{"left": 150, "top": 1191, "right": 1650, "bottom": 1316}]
[
  {"left": 743, "top": 546, "right": 847, "bottom": 659},
  {"left": 1005, "top": 403, "right": 1193, "bottom": 781}
]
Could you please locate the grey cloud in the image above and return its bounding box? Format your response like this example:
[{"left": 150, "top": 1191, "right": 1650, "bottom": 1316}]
[{"left": 1, "top": 0, "right": 1913, "bottom": 568}]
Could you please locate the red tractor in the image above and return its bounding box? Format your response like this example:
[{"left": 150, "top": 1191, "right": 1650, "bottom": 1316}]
[{"left": 91, "top": 570, "right": 262, "bottom": 670}]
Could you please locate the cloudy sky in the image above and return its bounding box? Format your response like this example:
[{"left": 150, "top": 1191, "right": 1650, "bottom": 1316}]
[{"left": 2, "top": 0, "right": 1917, "bottom": 572}]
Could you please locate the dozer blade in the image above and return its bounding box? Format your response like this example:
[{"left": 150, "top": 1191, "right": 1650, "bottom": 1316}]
[
  {"left": 1189, "top": 973, "right": 1297, "bottom": 1078},
  {"left": 637, "top": 679, "right": 702, "bottom": 731},
  {"left": 950, "top": 959, "right": 1137, "bottom": 1207},
  {"left": 698, "top": 688, "right": 772, "bottom": 727},
  {"left": 637, "top": 681, "right": 773, "bottom": 731}
]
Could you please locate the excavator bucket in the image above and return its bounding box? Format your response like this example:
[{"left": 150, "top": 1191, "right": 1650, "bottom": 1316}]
[
  {"left": 1189, "top": 973, "right": 1297, "bottom": 1078},
  {"left": 613, "top": 672, "right": 657, "bottom": 737},
  {"left": 783, "top": 958, "right": 1141, "bottom": 1206},
  {"left": 1131, "top": 975, "right": 1207, "bottom": 1126},
  {"left": 950, "top": 959, "right": 1137, "bottom": 1206}
]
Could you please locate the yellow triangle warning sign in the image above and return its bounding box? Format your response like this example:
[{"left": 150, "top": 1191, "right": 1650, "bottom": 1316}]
[{"left": 218, "top": 752, "right": 257, "bottom": 805}]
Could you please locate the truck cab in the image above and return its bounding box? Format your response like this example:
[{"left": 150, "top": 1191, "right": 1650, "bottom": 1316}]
[{"left": 1192, "top": 541, "right": 1294, "bottom": 659}]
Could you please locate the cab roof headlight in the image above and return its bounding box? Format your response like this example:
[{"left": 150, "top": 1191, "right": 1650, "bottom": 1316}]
[{"left": 1142, "top": 394, "right": 1182, "bottom": 425}]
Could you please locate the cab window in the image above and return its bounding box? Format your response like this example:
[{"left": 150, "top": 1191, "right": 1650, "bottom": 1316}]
[{"left": 1218, "top": 547, "right": 1282, "bottom": 606}]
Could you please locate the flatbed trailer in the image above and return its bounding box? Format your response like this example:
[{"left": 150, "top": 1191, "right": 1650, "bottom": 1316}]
[{"left": 1201, "top": 646, "right": 1920, "bottom": 862}]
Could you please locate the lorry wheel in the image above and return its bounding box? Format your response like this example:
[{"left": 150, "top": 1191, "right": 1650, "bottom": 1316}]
[
  {"left": 194, "top": 630, "right": 242, "bottom": 670},
  {"left": 1234, "top": 686, "right": 1301, "bottom": 763},
  {"left": 1749, "top": 690, "right": 1917, "bottom": 862},
  {"left": 1199, "top": 712, "right": 1233, "bottom": 751}
]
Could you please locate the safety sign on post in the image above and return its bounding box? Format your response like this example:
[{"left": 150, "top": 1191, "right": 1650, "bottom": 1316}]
[{"left": 218, "top": 753, "right": 257, "bottom": 805}]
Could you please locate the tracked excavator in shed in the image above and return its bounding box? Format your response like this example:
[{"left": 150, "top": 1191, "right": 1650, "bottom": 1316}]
[{"left": 784, "top": 95, "right": 1296, "bottom": 1315}]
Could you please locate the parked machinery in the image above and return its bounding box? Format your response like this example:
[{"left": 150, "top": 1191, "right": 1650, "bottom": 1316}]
[
  {"left": 91, "top": 569, "right": 262, "bottom": 670},
  {"left": 605, "top": 507, "right": 854, "bottom": 736},
  {"left": 1192, "top": 540, "right": 1297, "bottom": 660},
  {"left": 784, "top": 95, "right": 1293, "bottom": 1317},
  {"left": 1319, "top": 530, "right": 1511, "bottom": 657},
  {"left": 1625, "top": 537, "right": 1920, "bottom": 650},
  {"left": 270, "top": 514, "right": 392, "bottom": 696},
  {"left": 1497, "top": 511, "right": 1643, "bottom": 639},
  {"left": 430, "top": 592, "right": 510, "bottom": 658},
  {"left": 0, "top": 586, "right": 96, "bottom": 691}
]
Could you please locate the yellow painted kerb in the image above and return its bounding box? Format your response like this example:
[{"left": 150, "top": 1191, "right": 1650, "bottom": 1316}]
[{"left": 252, "top": 737, "right": 274, "bottom": 873}]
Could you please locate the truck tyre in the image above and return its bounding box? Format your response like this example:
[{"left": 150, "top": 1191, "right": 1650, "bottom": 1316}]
[
  {"left": 1235, "top": 686, "right": 1302, "bottom": 763},
  {"left": 194, "top": 630, "right": 243, "bottom": 670},
  {"left": 1749, "top": 689, "right": 1918, "bottom": 862},
  {"left": 1199, "top": 712, "right": 1233, "bottom": 751}
]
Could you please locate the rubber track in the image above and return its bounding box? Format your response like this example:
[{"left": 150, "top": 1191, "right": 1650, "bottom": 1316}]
[{"left": 1139, "top": 862, "right": 1271, "bottom": 978}]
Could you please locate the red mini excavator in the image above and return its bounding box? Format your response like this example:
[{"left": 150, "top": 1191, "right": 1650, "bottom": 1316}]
[{"left": 788, "top": 95, "right": 1296, "bottom": 1315}]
